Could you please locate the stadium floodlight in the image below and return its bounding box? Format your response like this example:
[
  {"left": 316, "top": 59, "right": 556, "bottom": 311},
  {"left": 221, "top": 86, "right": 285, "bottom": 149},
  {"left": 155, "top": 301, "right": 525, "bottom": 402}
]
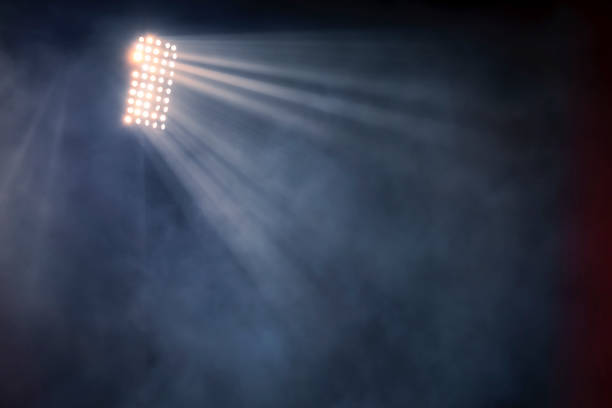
[{"left": 124, "top": 34, "right": 176, "bottom": 130}]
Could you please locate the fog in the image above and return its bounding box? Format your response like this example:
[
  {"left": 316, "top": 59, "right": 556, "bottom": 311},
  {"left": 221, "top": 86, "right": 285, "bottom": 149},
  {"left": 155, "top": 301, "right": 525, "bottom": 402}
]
[{"left": 0, "top": 14, "right": 572, "bottom": 407}]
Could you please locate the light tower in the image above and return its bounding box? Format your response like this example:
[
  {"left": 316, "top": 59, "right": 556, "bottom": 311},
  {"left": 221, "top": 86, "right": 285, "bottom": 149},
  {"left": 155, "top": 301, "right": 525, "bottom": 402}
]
[{"left": 123, "top": 34, "right": 177, "bottom": 130}]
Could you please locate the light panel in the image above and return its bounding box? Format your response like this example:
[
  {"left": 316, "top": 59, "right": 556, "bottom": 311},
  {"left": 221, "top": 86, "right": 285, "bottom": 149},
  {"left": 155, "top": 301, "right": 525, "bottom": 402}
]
[{"left": 124, "top": 34, "right": 177, "bottom": 130}]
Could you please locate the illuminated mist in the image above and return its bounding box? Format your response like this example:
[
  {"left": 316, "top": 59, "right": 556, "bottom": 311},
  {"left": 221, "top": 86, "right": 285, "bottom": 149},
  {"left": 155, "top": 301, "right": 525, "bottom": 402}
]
[{"left": 0, "top": 20, "right": 571, "bottom": 408}]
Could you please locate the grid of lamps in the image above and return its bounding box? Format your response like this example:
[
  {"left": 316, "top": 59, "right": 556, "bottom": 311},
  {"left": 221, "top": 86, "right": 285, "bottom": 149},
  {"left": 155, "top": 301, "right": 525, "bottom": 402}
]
[{"left": 124, "top": 35, "right": 177, "bottom": 130}]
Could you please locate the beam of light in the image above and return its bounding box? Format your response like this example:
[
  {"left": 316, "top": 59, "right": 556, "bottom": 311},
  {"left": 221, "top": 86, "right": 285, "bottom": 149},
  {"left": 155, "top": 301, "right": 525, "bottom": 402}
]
[
  {"left": 172, "top": 33, "right": 450, "bottom": 87},
  {"left": 174, "top": 62, "right": 417, "bottom": 132},
  {"left": 26, "top": 84, "right": 67, "bottom": 293},
  {"left": 169, "top": 106, "right": 295, "bottom": 225},
  {"left": 169, "top": 95, "right": 304, "bottom": 205},
  {"left": 112, "top": 26, "right": 570, "bottom": 407},
  {"left": 169, "top": 103, "right": 285, "bottom": 197},
  {"left": 173, "top": 70, "right": 406, "bottom": 167},
  {"left": 141, "top": 126, "right": 314, "bottom": 305},
  {"left": 173, "top": 70, "right": 455, "bottom": 173},
  {"left": 137, "top": 30, "right": 477, "bottom": 305},
  {"left": 175, "top": 50, "right": 452, "bottom": 114},
  {"left": 0, "top": 80, "right": 58, "bottom": 204},
  {"left": 170, "top": 32, "right": 470, "bottom": 145},
  {"left": 177, "top": 52, "right": 433, "bottom": 104},
  {"left": 166, "top": 31, "right": 415, "bottom": 51},
  {"left": 174, "top": 72, "right": 315, "bottom": 130}
]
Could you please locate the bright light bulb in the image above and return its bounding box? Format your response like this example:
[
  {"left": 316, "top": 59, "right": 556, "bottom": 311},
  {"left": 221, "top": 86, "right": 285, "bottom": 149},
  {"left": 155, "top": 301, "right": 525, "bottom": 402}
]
[
  {"left": 124, "top": 115, "right": 132, "bottom": 124},
  {"left": 125, "top": 34, "right": 176, "bottom": 128},
  {"left": 161, "top": 124, "right": 166, "bottom": 130}
]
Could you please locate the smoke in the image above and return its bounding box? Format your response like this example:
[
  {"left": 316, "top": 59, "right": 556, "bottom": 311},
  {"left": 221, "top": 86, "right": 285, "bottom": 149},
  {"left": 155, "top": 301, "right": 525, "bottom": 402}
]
[{"left": 0, "top": 12, "right": 573, "bottom": 408}]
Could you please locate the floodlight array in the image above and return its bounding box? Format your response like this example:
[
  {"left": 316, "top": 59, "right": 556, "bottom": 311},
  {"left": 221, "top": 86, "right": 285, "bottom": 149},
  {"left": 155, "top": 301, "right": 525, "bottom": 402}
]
[{"left": 123, "top": 35, "right": 177, "bottom": 130}]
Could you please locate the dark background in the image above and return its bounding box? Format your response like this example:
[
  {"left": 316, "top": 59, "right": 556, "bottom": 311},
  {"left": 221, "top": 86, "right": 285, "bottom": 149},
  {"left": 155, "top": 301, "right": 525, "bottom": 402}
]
[{"left": 0, "top": 1, "right": 609, "bottom": 407}]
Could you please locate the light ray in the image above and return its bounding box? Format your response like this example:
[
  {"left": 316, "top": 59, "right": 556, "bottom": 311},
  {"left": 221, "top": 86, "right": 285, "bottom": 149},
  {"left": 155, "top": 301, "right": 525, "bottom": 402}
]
[
  {"left": 0, "top": 81, "right": 58, "bottom": 203},
  {"left": 27, "top": 85, "right": 67, "bottom": 289},
  {"left": 177, "top": 52, "right": 432, "bottom": 103},
  {"left": 174, "top": 71, "right": 455, "bottom": 172},
  {"left": 169, "top": 108, "right": 295, "bottom": 225},
  {"left": 176, "top": 61, "right": 422, "bottom": 131},
  {"left": 142, "top": 127, "right": 310, "bottom": 305}
]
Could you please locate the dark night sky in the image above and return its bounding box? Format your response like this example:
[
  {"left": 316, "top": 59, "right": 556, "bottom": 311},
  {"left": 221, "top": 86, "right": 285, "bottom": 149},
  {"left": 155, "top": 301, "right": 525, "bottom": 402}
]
[{"left": 1, "top": 1, "right": 607, "bottom": 408}]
